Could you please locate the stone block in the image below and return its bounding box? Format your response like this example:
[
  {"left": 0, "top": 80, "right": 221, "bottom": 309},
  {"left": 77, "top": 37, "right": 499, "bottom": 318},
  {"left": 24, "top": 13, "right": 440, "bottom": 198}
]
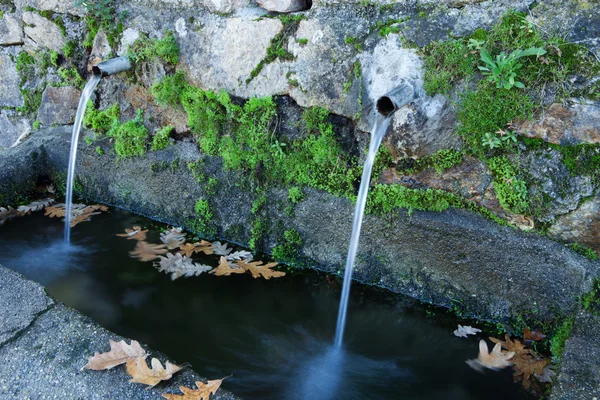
[
  {"left": 0, "top": 55, "right": 24, "bottom": 108},
  {"left": 36, "top": 86, "right": 81, "bottom": 126}
]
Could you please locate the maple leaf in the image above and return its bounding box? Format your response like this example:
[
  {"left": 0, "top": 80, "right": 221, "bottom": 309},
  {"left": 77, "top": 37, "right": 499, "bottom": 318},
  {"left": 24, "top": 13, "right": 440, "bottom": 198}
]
[
  {"left": 154, "top": 253, "right": 212, "bottom": 280},
  {"left": 454, "top": 325, "right": 482, "bottom": 338},
  {"left": 179, "top": 240, "right": 214, "bottom": 257},
  {"left": 126, "top": 356, "right": 183, "bottom": 387},
  {"left": 210, "top": 256, "right": 246, "bottom": 277},
  {"left": 162, "top": 377, "right": 228, "bottom": 400},
  {"left": 129, "top": 241, "right": 169, "bottom": 262},
  {"left": 116, "top": 226, "right": 148, "bottom": 241},
  {"left": 84, "top": 340, "right": 147, "bottom": 370},
  {"left": 211, "top": 241, "right": 232, "bottom": 256},
  {"left": 235, "top": 260, "right": 285, "bottom": 280},
  {"left": 0, "top": 206, "right": 20, "bottom": 225},
  {"left": 226, "top": 250, "right": 253, "bottom": 262},
  {"left": 466, "top": 340, "right": 514, "bottom": 371},
  {"left": 17, "top": 198, "right": 55, "bottom": 214},
  {"left": 161, "top": 228, "right": 186, "bottom": 250}
]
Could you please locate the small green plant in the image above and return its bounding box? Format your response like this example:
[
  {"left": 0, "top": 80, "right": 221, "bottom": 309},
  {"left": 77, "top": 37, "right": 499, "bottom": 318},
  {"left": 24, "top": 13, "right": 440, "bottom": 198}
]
[
  {"left": 63, "top": 41, "right": 77, "bottom": 58},
  {"left": 487, "top": 156, "right": 529, "bottom": 214},
  {"left": 296, "top": 38, "right": 308, "bottom": 45},
  {"left": 478, "top": 47, "right": 546, "bottom": 89},
  {"left": 190, "top": 198, "right": 216, "bottom": 237},
  {"left": 56, "top": 67, "right": 85, "bottom": 88},
  {"left": 151, "top": 126, "right": 173, "bottom": 151},
  {"left": 344, "top": 36, "right": 363, "bottom": 52},
  {"left": 96, "top": 146, "right": 104, "bottom": 155},
  {"left": 128, "top": 31, "right": 180, "bottom": 65},
  {"left": 569, "top": 243, "right": 598, "bottom": 261},
  {"left": 32, "top": 120, "right": 41, "bottom": 130},
  {"left": 550, "top": 318, "right": 574, "bottom": 363},
  {"left": 288, "top": 186, "right": 304, "bottom": 204},
  {"left": 272, "top": 229, "right": 303, "bottom": 261}
]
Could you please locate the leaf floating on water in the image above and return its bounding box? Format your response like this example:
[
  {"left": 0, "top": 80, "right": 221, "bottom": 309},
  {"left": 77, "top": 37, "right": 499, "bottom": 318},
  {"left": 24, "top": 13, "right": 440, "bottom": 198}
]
[
  {"left": 454, "top": 325, "right": 482, "bottom": 338},
  {"left": 84, "top": 339, "right": 147, "bottom": 370},
  {"left": 17, "top": 198, "right": 55, "bottom": 215},
  {"left": 126, "top": 356, "right": 183, "bottom": 387},
  {"left": 46, "top": 184, "right": 56, "bottom": 194},
  {"left": 154, "top": 253, "right": 212, "bottom": 280},
  {"left": 534, "top": 364, "right": 556, "bottom": 383},
  {"left": 235, "top": 259, "right": 285, "bottom": 280},
  {"left": 466, "top": 340, "right": 514, "bottom": 372},
  {"left": 211, "top": 241, "right": 232, "bottom": 256},
  {"left": 162, "top": 377, "right": 228, "bottom": 400},
  {"left": 45, "top": 204, "right": 67, "bottom": 218},
  {"left": 116, "top": 226, "right": 148, "bottom": 241},
  {"left": 129, "top": 241, "right": 169, "bottom": 262},
  {"left": 44, "top": 203, "right": 108, "bottom": 226},
  {"left": 161, "top": 228, "right": 186, "bottom": 250},
  {"left": 226, "top": 250, "right": 253, "bottom": 262},
  {"left": 0, "top": 206, "right": 20, "bottom": 225},
  {"left": 179, "top": 240, "right": 214, "bottom": 257},
  {"left": 210, "top": 256, "right": 246, "bottom": 277}
]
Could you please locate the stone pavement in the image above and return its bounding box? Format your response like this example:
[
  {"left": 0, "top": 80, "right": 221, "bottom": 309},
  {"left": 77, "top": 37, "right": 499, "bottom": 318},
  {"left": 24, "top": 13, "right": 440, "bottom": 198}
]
[{"left": 0, "top": 264, "right": 239, "bottom": 400}]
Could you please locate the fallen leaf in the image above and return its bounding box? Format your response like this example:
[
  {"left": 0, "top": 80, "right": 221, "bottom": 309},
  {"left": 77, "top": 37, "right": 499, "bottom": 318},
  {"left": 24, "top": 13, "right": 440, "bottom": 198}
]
[
  {"left": 17, "top": 198, "right": 55, "bottom": 214},
  {"left": 45, "top": 204, "right": 67, "bottom": 218},
  {"left": 129, "top": 241, "right": 169, "bottom": 262},
  {"left": 211, "top": 241, "right": 232, "bottom": 256},
  {"left": 454, "top": 325, "right": 482, "bottom": 338},
  {"left": 226, "top": 250, "right": 253, "bottom": 262},
  {"left": 524, "top": 328, "right": 547, "bottom": 343},
  {"left": 44, "top": 203, "right": 108, "bottom": 226},
  {"left": 466, "top": 340, "right": 514, "bottom": 371},
  {"left": 154, "top": 253, "right": 212, "bottom": 280},
  {"left": 161, "top": 228, "right": 186, "bottom": 250},
  {"left": 534, "top": 364, "right": 556, "bottom": 383},
  {"left": 210, "top": 257, "right": 246, "bottom": 277},
  {"left": 0, "top": 206, "right": 20, "bottom": 225},
  {"left": 46, "top": 184, "right": 56, "bottom": 194},
  {"left": 162, "top": 377, "right": 228, "bottom": 400},
  {"left": 70, "top": 211, "right": 101, "bottom": 227},
  {"left": 236, "top": 260, "right": 285, "bottom": 280},
  {"left": 126, "top": 356, "right": 183, "bottom": 387},
  {"left": 84, "top": 340, "right": 146, "bottom": 370},
  {"left": 179, "top": 241, "right": 214, "bottom": 257},
  {"left": 116, "top": 226, "right": 148, "bottom": 241}
]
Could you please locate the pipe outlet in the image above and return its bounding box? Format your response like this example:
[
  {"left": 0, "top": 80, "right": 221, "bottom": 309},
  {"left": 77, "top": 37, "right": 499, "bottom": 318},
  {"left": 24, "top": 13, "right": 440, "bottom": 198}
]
[
  {"left": 376, "top": 82, "right": 416, "bottom": 117},
  {"left": 92, "top": 56, "right": 132, "bottom": 77}
]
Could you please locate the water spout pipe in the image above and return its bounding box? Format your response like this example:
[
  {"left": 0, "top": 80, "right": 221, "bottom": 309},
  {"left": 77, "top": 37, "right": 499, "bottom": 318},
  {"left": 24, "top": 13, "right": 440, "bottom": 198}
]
[
  {"left": 92, "top": 56, "right": 131, "bottom": 77},
  {"left": 375, "top": 82, "right": 416, "bottom": 117}
]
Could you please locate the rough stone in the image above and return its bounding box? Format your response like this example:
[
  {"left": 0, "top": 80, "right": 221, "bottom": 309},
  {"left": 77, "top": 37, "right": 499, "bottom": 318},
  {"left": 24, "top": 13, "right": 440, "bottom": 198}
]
[
  {"left": 118, "top": 28, "right": 140, "bottom": 56},
  {"left": 549, "top": 194, "right": 600, "bottom": 253},
  {"left": 204, "top": 0, "right": 250, "bottom": 14},
  {"left": 520, "top": 149, "right": 595, "bottom": 223},
  {"left": 514, "top": 100, "right": 600, "bottom": 145},
  {"left": 0, "top": 54, "right": 24, "bottom": 108},
  {"left": 88, "top": 29, "right": 112, "bottom": 72},
  {"left": 124, "top": 85, "right": 189, "bottom": 134},
  {"left": 0, "top": 114, "right": 20, "bottom": 149},
  {"left": 22, "top": 11, "right": 67, "bottom": 53},
  {"left": 550, "top": 310, "right": 600, "bottom": 400},
  {"left": 0, "top": 13, "right": 24, "bottom": 45},
  {"left": 256, "top": 0, "right": 309, "bottom": 13},
  {"left": 0, "top": 267, "right": 53, "bottom": 347},
  {"left": 36, "top": 86, "right": 81, "bottom": 126},
  {"left": 13, "top": 0, "right": 86, "bottom": 16}
]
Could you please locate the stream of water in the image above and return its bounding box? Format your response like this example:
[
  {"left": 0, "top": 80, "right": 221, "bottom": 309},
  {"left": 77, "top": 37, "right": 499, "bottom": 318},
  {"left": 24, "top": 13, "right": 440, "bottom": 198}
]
[
  {"left": 334, "top": 113, "right": 392, "bottom": 349},
  {"left": 64, "top": 74, "right": 101, "bottom": 242}
]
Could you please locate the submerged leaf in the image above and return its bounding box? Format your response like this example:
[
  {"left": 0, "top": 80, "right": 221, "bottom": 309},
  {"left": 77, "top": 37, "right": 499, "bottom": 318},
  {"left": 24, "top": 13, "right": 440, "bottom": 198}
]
[
  {"left": 210, "top": 257, "right": 245, "bottom": 277},
  {"left": 454, "top": 325, "right": 482, "bottom": 338},
  {"left": 161, "top": 228, "right": 186, "bottom": 250},
  {"left": 17, "top": 198, "right": 55, "bottom": 214},
  {"left": 116, "top": 226, "right": 148, "bottom": 241},
  {"left": 226, "top": 250, "right": 253, "bottom": 262},
  {"left": 0, "top": 206, "right": 20, "bottom": 225},
  {"left": 84, "top": 339, "right": 147, "bottom": 370},
  {"left": 179, "top": 241, "right": 214, "bottom": 257},
  {"left": 162, "top": 377, "right": 228, "bottom": 400},
  {"left": 126, "top": 356, "right": 182, "bottom": 387},
  {"left": 154, "top": 253, "right": 212, "bottom": 280},
  {"left": 235, "top": 260, "right": 285, "bottom": 280},
  {"left": 129, "top": 241, "right": 169, "bottom": 262},
  {"left": 211, "top": 241, "right": 232, "bottom": 256}
]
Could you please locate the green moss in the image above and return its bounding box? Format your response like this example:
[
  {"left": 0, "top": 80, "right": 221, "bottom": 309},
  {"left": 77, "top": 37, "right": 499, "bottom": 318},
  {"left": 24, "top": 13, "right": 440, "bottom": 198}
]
[
  {"left": 128, "top": 31, "right": 180, "bottom": 65},
  {"left": 15, "top": 51, "right": 35, "bottom": 73},
  {"left": 151, "top": 71, "right": 187, "bottom": 107},
  {"left": 110, "top": 118, "right": 149, "bottom": 158},
  {"left": 190, "top": 199, "right": 216, "bottom": 238},
  {"left": 83, "top": 102, "right": 120, "bottom": 133},
  {"left": 411, "top": 149, "right": 464, "bottom": 174},
  {"left": 32, "top": 120, "right": 41, "bottom": 130},
  {"left": 272, "top": 229, "right": 303, "bottom": 261},
  {"left": 77, "top": 0, "right": 125, "bottom": 49},
  {"left": 151, "top": 126, "right": 173, "bottom": 151},
  {"left": 95, "top": 146, "right": 104, "bottom": 155},
  {"left": 62, "top": 41, "right": 77, "bottom": 58},
  {"left": 249, "top": 217, "right": 267, "bottom": 252},
  {"left": 553, "top": 143, "right": 600, "bottom": 184},
  {"left": 288, "top": 186, "right": 304, "bottom": 204},
  {"left": 16, "top": 88, "right": 44, "bottom": 115},
  {"left": 487, "top": 156, "right": 529, "bottom": 214},
  {"left": 569, "top": 243, "right": 598, "bottom": 261},
  {"left": 296, "top": 38, "right": 308, "bottom": 45},
  {"left": 550, "top": 317, "right": 574, "bottom": 363},
  {"left": 205, "top": 177, "right": 219, "bottom": 195},
  {"left": 187, "top": 160, "right": 206, "bottom": 183},
  {"left": 582, "top": 279, "right": 600, "bottom": 314},
  {"left": 422, "top": 38, "right": 477, "bottom": 95},
  {"left": 56, "top": 67, "right": 85, "bottom": 89}
]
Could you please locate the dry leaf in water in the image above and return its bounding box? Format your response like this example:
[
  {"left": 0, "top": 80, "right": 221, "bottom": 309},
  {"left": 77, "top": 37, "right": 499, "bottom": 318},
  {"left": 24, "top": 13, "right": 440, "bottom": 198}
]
[
  {"left": 161, "top": 229, "right": 186, "bottom": 250},
  {"left": 126, "top": 356, "right": 183, "bottom": 387},
  {"left": 0, "top": 206, "right": 20, "bottom": 225},
  {"left": 490, "top": 335, "right": 551, "bottom": 389},
  {"left": 236, "top": 260, "right": 285, "bottom": 280},
  {"left": 46, "top": 184, "right": 56, "bottom": 194},
  {"left": 211, "top": 241, "right": 232, "bottom": 256},
  {"left": 210, "top": 257, "right": 246, "bottom": 277},
  {"left": 226, "top": 250, "right": 253, "bottom": 262},
  {"left": 129, "top": 241, "right": 169, "bottom": 262},
  {"left": 84, "top": 340, "right": 146, "bottom": 370},
  {"left": 523, "top": 328, "right": 547, "bottom": 343},
  {"left": 466, "top": 340, "right": 514, "bottom": 371},
  {"left": 163, "top": 377, "right": 228, "bottom": 400},
  {"left": 179, "top": 241, "right": 214, "bottom": 257},
  {"left": 17, "top": 198, "right": 54, "bottom": 214},
  {"left": 154, "top": 253, "right": 212, "bottom": 280},
  {"left": 534, "top": 365, "right": 556, "bottom": 383},
  {"left": 454, "top": 325, "right": 482, "bottom": 338},
  {"left": 116, "top": 226, "right": 148, "bottom": 241}
]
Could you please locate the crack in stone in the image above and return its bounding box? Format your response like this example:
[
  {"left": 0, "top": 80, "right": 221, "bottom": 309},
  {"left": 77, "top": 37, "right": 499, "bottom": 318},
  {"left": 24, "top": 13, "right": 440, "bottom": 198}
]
[{"left": 0, "top": 302, "right": 56, "bottom": 351}]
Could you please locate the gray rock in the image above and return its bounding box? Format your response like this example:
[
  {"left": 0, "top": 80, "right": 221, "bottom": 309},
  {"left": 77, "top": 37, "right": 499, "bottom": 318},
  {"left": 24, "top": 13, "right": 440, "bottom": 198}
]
[
  {"left": 0, "top": 114, "right": 20, "bottom": 149},
  {"left": 13, "top": 0, "right": 86, "bottom": 16},
  {"left": 118, "top": 28, "right": 140, "bottom": 56},
  {"left": 88, "top": 29, "right": 112, "bottom": 70},
  {"left": 22, "top": 11, "right": 67, "bottom": 53},
  {"left": 521, "top": 149, "right": 594, "bottom": 223},
  {"left": 550, "top": 310, "right": 600, "bottom": 400},
  {"left": 0, "top": 13, "right": 24, "bottom": 46},
  {"left": 0, "top": 267, "right": 53, "bottom": 347},
  {"left": 0, "top": 54, "right": 24, "bottom": 108},
  {"left": 204, "top": 0, "right": 250, "bottom": 14},
  {"left": 36, "top": 86, "right": 81, "bottom": 126},
  {"left": 549, "top": 194, "right": 600, "bottom": 253},
  {"left": 256, "top": 0, "right": 309, "bottom": 13}
]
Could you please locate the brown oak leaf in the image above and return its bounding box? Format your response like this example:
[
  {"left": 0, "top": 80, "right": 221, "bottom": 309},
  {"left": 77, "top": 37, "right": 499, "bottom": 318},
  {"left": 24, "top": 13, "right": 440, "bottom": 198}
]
[
  {"left": 235, "top": 260, "right": 285, "bottom": 280},
  {"left": 129, "top": 241, "right": 169, "bottom": 262},
  {"left": 210, "top": 257, "right": 246, "bottom": 277},
  {"left": 84, "top": 340, "right": 146, "bottom": 370},
  {"left": 126, "top": 356, "right": 183, "bottom": 387},
  {"left": 179, "top": 241, "right": 214, "bottom": 257},
  {"left": 162, "top": 377, "right": 228, "bottom": 400},
  {"left": 116, "top": 226, "right": 148, "bottom": 241}
]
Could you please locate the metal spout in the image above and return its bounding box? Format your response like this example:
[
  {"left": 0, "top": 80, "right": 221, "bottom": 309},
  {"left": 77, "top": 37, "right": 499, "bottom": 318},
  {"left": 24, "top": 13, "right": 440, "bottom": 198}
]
[
  {"left": 376, "top": 81, "right": 416, "bottom": 117},
  {"left": 92, "top": 56, "right": 131, "bottom": 77}
]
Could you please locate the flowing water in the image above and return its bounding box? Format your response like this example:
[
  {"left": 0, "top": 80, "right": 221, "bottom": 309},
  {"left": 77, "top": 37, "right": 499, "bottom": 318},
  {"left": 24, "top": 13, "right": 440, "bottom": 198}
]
[
  {"left": 64, "top": 74, "right": 101, "bottom": 242},
  {"left": 334, "top": 113, "right": 392, "bottom": 349},
  {"left": 0, "top": 210, "right": 533, "bottom": 399}
]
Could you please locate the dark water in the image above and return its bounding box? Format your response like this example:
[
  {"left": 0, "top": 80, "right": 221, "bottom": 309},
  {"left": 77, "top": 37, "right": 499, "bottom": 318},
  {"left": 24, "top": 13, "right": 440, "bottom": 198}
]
[{"left": 0, "top": 209, "right": 533, "bottom": 400}]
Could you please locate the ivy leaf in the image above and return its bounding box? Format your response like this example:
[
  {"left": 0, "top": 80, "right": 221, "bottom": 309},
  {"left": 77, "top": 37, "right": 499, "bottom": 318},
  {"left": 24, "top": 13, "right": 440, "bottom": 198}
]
[
  {"left": 162, "top": 377, "right": 228, "bottom": 400},
  {"left": 84, "top": 340, "right": 147, "bottom": 370},
  {"left": 126, "top": 356, "right": 183, "bottom": 387}
]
